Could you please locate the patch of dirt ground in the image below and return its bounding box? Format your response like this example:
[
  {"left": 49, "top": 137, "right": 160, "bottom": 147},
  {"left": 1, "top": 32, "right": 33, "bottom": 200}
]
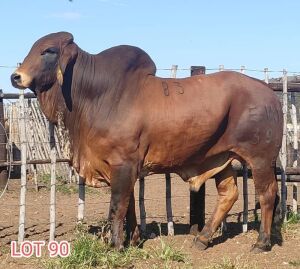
[{"left": 0, "top": 174, "right": 299, "bottom": 268}]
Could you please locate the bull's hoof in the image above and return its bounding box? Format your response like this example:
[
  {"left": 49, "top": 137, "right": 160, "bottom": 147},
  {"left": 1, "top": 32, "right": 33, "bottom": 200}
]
[
  {"left": 125, "top": 228, "right": 140, "bottom": 247},
  {"left": 131, "top": 228, "right": 141, "bottom": 246},
  {"left": 189, "top": 224, "right": 200, "bottom": 236},
  {"left": 113, "top": 244, "right": 124, "bottom": 252},
  {"left": 250, "top": 243, "right": 271, "bottom": 253},
  {"left": 128, "top": 237, "right": 141, "bottom": 247},
  {"left": 193, "top": 237, "right": 208, "bottom": 250},
  {"left": 111, "top": 238, "right": 125, "bottom": 251}
]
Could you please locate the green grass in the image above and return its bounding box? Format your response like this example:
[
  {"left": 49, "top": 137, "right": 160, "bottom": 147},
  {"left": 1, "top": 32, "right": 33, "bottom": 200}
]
[
  {"left": 0, "top": 244, "right": 10, "bottom": 255},
  {"left": 205, "top": 257, "right": 258, "bottom": 269},
  {"left": 286, "top": 212, "right": 300, "bottom": 225},
  {"left": 283, "top": 211, "right": 300, "bottom": 235},
  {"left": 289, "top": 260, "right": 300, "bottom": 267},
  {"left": 206, "top": 258, "right": 235, "bottom": 269},
  {"left": 146, "top": 222, "right": 190, "bottom": 268},
  {"left": 36, "top": 173, "right": 102, "bottom": 195},
  {"left": 43, "top": 224, "right": 189, "bottom": 269},
  {"left": 43, "top": 232, "right": 149, "bottom": 269},
  {"left": 284, "top": 214, "right": 300, "bottom": 268},
  {"left": 38, "top": 173, "right": 78, "bottom": 194},
  {"left": 56, "top": 183, "right": 78, "bottom": 194},
  {"left": 151, "top": 237, "right": 186, "bottom": 263}
]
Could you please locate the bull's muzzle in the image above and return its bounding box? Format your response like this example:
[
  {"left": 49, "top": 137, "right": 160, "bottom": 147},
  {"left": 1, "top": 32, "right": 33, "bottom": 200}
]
[{"left": 11, "top": 72, "right": 29, "bottom": 89}]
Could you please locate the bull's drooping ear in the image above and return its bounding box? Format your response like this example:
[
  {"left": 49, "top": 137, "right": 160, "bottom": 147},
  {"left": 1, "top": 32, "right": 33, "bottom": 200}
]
[
  {"left": 57, "top": 66, "right": 64, "bottom": 87},
  {"left": 57, "top": 34, "right": 78, "bottom": 87}
]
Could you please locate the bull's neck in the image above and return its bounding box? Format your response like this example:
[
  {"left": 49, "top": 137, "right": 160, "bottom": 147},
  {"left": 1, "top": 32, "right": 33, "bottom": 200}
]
[
  {"left": 71, "top": 49, "right": 98, "bottom": 100},
  {"left": 36, "top": 83, "right": 64, "bottom": 124},
  {"left": 70, "top": 49, "right": 136, "bottom": 121}
]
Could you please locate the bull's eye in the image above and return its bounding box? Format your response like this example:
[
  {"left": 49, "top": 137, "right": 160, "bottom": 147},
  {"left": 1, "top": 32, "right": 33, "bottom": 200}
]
[{"left": 41, "top": 47, "right": 59, "bottom": 56}]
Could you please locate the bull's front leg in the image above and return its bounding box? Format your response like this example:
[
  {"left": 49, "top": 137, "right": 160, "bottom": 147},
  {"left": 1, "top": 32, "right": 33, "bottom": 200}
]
[{"left": 108, "top": 164, "right": 137, "bottom": 250}]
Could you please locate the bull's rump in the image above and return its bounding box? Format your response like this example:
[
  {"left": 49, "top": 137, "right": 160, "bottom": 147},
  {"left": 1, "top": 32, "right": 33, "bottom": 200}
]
[{"left": 140, "top": 71, "right": 282, "bottom": 169}]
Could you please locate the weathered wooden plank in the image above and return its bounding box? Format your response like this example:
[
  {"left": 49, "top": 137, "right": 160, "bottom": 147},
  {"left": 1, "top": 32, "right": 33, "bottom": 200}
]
[
  {"left": 281, "top": 70, "right": 288, "bottom": 219},
  {"left": 264, "top": 68, "right": 269, "bottom": 83},
  {"left": 165, "top": 173, "right": 174, "bottom": 236},
  {"left": 49, "top": 122, "right": 56, "bottom": 241},
  {"left": 139, "top": 177, "right": 146, "bottom": 235},
  {"left": 1, "top": 92, "right": 36, "bottom": 99},
  {"left": 18, "top": 89, "right": 27, "bottom": 243},
  {"left": 290, "top": 93, "right": 298, "bottom": 213},
  {"left": 242, "top": 165, "right": 248, "bottom": 233},
  {"left": 268, "top": 82, "right": 300, "bottom": 92},
  {"left": 77, "top": 175, "right": 85, "bottom": 223},
  {"left": 0, "top": 90, "right": 7, "bottom": 188},
  {"left": 189, "top": 65, "right": 206, "bottom": 234}
]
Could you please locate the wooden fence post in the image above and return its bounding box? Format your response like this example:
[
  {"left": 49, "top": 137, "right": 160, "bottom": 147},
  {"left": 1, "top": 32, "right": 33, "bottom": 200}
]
[
  {"left": 190, "top": 66, "right": 206, "bottom": 234},
  {"left": 165, "top": 173, "right": 174, "bottom": 236},
  {"left": 219, "top": 63, "right": 226, "bottom": 227},
  {"left": 240, "top": 65, "right": 245, "bottom": 74},
  {"left": 69, "top": 167, "right": 74, "bottom": 184},
  {"left": 264, "top": 68, "right": 269, "bottom": 84},
  {"left": 49, "top": 122, "right": 56, "bottom": 241},
  {"left": 170, "top": 65, "right": 178, "bottom": 78},
  {"left": 163, "top": 65, "right": 178, "bottom": 236},
  {"left": 77, "top": 175, "right": 85, "bottom": 223},
  {"left": 27, "top": 99, "right": 38, "bottom": 191},
  {"left": 290, "top": 92, "right": 298, "bottom": 213},
  {"left": 139, "top": 177, "right": 146, "bottom": 235},
  {"left": 241, "top": 66, "right": 249, "bottom": 232},
  {"left": 281, "top": 69, "right": 288, "bottom": 219},
  {"left": 254, "top": 67, "right": 270, "bottom": 220},
  {"left": 77, "top": 176, "right": 85, "bottom": 223},
  {"left": 0, "top": 89, "right": 7, "bottom": 189},
  {"left": 18, "top": 89, "right": 27, "bottom": 244},
  {"left": 74, "top": 172, "right": 86, "bottom": 223},
  {"left": 242, "top": 164, "right": 248, "bottom": 232},
  {"left": 8, "top": 103, "right": 13, "bottom": 169}
]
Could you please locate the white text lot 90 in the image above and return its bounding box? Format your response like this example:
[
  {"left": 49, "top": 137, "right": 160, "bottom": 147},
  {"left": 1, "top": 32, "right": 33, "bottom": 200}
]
[{"left": 11, "top": 241, "right": 71, "bottom": 258}]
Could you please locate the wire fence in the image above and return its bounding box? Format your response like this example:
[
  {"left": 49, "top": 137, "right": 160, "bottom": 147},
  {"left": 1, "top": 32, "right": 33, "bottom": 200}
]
[
  {"left": 0, "top": 174, "right": 299, "bottom": 244},
  {"left": 2, "top": 63, "right": 300, "bottom": 74},
  {"left": 0, "top": 64, "right": 300, "bottom": 244}
]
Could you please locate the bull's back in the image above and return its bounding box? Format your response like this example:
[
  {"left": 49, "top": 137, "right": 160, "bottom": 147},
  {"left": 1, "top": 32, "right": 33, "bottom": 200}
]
[{"left": 138, "top": 71, "right": 282, "bottom": 167}]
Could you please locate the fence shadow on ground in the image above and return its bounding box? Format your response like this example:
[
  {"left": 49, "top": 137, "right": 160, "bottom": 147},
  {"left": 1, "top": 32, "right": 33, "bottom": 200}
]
[{"left": 84, "top": 209, "right": 286, "bottom": 250}]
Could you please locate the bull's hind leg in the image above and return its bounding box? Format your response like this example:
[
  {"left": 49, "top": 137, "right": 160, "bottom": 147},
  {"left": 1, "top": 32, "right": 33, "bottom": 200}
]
[
  {"left": 125, "top": 191, "right": 140, "bottom": 246},
  {"left": 108, "top": 164, "right": 137, "bottom": 250},
  {"left": 194, "top": 165, "right": 239, "bottom": 250},
  {"left": 251, "top": 166, "right": 279, "bottom": 252}
]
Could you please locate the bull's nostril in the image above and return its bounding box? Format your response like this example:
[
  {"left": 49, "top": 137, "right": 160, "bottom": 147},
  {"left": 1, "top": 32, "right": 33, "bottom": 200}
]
[
  {"left": 11, "top": 73, "right": 21, "bottom": 83},
  {"left": 13, "top": 74, "right": 21, "bottom": 81}
]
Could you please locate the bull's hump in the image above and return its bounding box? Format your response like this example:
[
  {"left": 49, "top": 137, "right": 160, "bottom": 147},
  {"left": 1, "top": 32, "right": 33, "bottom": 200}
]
[{"left": 97, "top": 45, "right": 156, "bottom": 76}]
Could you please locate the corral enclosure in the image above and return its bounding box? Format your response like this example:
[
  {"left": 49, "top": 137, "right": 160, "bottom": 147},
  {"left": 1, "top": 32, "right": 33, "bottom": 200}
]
[
  {"left": 5, "top": 99, "right": 70, "bottom": 178},
  {"left": 0, "top": 66, "right": 300, "bottom": 268}
]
